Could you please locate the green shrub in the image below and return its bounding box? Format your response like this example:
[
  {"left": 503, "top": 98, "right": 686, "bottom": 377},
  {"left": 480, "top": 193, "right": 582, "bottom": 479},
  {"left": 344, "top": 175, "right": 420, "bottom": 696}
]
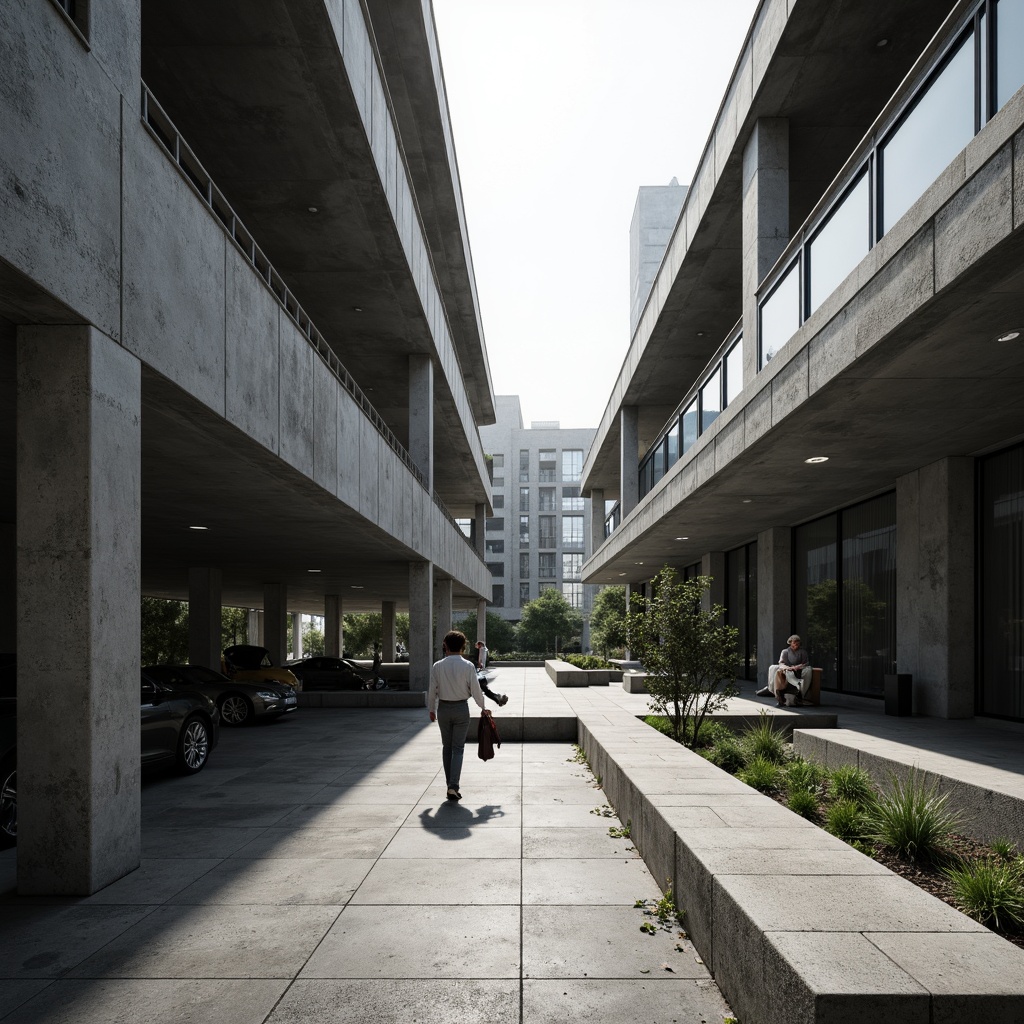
[
  {"left": 865, "top": 770, "right": 961, "bottom": 863},
  {"left": 944, "top": 857, "right": 1024, "bottom": 931},
  {"left": 703, "top": 736, "right": 747, "bottom": 774},
  {"left": 645, "top": 716, "right": 736, "bottom": 750},
  {"left": 740, "top": 712, "right": 787, "bottom": 764},
  {"left": 563, "top": 654, "right": 611, "bottom": 670},
  {"left": 645, "top": 715, "right": 676, "bottom": 739},
  {"left": 737, "top": 755, "right": 784, "bottom": 793},
  {"left": 828, "top": 765, "right": 876, "bottom": 806},
  {"left": 990, "top": 838, "right": 1019, "bottom": 861},
  {"left": 786, "top": 757, "right": 826, "bottom": 795},
  {"left": 825, "top": 798, "right": 869, "bottom": 842},
  {"left": 787, "top": 788, "right": 819, "bottom": 819},
  {"left": 696, "top": 721, "right": 736, "bottom": 747}
]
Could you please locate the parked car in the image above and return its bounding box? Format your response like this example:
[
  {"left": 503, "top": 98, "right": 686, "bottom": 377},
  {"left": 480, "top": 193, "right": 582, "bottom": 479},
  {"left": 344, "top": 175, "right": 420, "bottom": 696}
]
[
  {"left": 222, "top": 645, "right": 301, "bottom": 691},
  {"left": 286, "top": 656, "right": 371, "bottom": 691},
  {"left": 1, "top": 664, "right": 220, "bottom": 848},
  {"left": 142, "top": 664, "right": 297, "bottom": 726}
]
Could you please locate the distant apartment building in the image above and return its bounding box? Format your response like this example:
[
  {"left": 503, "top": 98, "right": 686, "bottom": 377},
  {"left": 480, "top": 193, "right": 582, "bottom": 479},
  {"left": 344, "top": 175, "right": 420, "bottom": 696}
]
[{"left": 477, "top": 397, "right": 597, "bottom": 645}]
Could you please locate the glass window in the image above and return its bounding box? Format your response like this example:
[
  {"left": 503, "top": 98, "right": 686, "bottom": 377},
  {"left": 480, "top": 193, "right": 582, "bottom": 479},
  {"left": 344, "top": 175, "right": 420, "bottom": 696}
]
[
  {"left": 456, "top": 517, "right": 472, "bottom": 538},
  {"left": 519, "top": 449, "right": 529, "bottom": 482},
  {"left": 539, "top": 553, "right": 556, "bottom": 578},
  {"left": 724, "top": 339, "right": 743, "bottom": 407},
  {"left": 880, "top": 30, "right": 974, "bottom": 235},
  {"left": 700, "top": 368, "right": 722, "bottom": 433},
  {"left": 493, "top": 476, "right": 504, "bottom": 488},
  {"left": 485, "top": 539, "right": 504, "bottom": 555},
  {"left": 519, "top": 515, "right": 530, "bottom": 548},
  {"left": 539, "top": 487, "right": 556, "bottom": 512},
  {"left": 485, "top": 517, "right": 504, "bottom": 532},
  {"left": 492, "top": 585, "right": 505, "bottom": 607},
  {"left": 519, "top": 552, "right": 530, "bottom": 579},
  {"left": 539, "top": 515, "right": 556, "bottom": 548},
  {"left": 491, "top": 454, "right": 504, "bottom": 468},
  {"left": 561, "top": 449, "right": 583, "bottom": 482},
  {"left": 519, "top": 487, "right": 530, "bottom": 511},
  {"left": 725, "top": 543, "right": 757, "bottom": 680},
  {"left": 998, "top": 0, "right": 1024, "bottom": 108},
  {"left": 539, "top": 449, "right": 556, "bottom": 482},
  {"left": 562, "top": 486, "right": 583, "bottom": 511},
  {"left": 493, "top": 494, "right": 505, "bottom": 510},
  {"left": 487, "top": 562, "right": 504, "bottom": 578},
  {"left": 806, "top": 168, "right": 870, "bottom": 315},
  {"left": 759, "top": 260, "right": 800, "bottom": 368},
  {"left": 563, "top": 583, "right": 584, "bottom": 609},
  {"left": 539, "top": 582, "right": 557, "bottom": 594},
  {"left": 562, "top": 553, "right": 583, "bottom": 580},
  {"left": 652, "top": 439, "right": 666, "bottom": 486},
  {"left": 666, "top": 420, "right": 680, "bottom": 469},
  {"left": 682, "top": 398, "right": 698, "bottom": 454},
  {"left": 562, "top": 515, "right": 584, "bottom": 547},
  {"left": 519, "top": 582, "right": 530, "bottom": 606},
  {"left": 794, "top": 514, "right": 838, "bottom": 692}
]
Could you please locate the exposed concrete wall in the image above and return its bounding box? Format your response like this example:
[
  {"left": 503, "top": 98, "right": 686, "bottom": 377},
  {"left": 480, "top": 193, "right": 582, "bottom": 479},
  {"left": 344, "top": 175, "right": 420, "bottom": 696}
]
[
  {"left": 619, "top": 406, "right": 639, "bottom": 518},
  {"left": 630, "top": 182, "right": 688, "bottom": 337},
  {"left": 897, "top": 458, "right": 975, "bottom": 718},
  {"left": 701, "top": 551, "right": 727, "bottom": 613},
  {"left": 0, "top": 524, "right": 14, "bottom": 653},
  {"left": 17, "top": 325, "right": 141, "bottom": 895},
  {"left": 409, "top": 354, "right": 434, "bottom": 490},
  {"left": 757, "top": 527, "right": 792, "bottom": 678}
]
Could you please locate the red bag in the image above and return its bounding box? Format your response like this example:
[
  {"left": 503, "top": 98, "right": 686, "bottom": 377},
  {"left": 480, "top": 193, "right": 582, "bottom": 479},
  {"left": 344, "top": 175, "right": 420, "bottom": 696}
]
[{"left": 477, "top": 713, "right": 501, "bottom": 761}]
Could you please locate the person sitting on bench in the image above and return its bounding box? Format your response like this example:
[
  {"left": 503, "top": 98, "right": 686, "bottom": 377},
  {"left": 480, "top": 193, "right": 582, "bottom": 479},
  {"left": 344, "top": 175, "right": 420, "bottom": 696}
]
[{"left": 773, "top": 634, "right": 811, "bottom": 706}]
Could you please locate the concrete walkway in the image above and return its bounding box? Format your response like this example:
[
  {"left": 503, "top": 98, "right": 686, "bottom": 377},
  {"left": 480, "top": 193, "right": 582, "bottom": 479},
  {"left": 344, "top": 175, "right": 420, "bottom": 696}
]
[{"left": 0, "top": 695, "right": 733, "bottom": 1024}]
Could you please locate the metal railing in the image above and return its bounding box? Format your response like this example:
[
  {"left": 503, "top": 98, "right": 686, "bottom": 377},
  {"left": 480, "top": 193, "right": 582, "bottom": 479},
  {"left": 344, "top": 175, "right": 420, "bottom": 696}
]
[{"left": 139, "top": 83, "right": 476, "bottom": 552}]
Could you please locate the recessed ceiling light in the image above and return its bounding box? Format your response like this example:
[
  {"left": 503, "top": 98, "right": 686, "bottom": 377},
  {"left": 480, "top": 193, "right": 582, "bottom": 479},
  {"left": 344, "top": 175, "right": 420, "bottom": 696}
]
[
  {"left": 876, "top": 38, "right": 889, "bottom": 47},
  {"left": 996, "top": 329, "right": 1022, "bottom": 342},
  {"left": 350, "top": 585, "right": 364, "bottom": 589},
  {"left": 675, "top": 536, "right": 688, "bottom": 541},
  {"left": 696, "top": 331, "right": 705, "bottom": 337},
  {"left": 805, "top": 456, "right": 829, "bottom": 464},
  {"left": 308, "top": 569, "right": 322, "bottom": 573},
  {"left": 618, "top": 572, "right": 627, "bottom": 576},
  {"left": 742, "top": 499, "right": 752, "bottom": 504},
  {"left": 189, "top": 525, "right": 208, "bottom": 531},
  {"left": 307, "top": 206, "right": 318, "bottom": 213},
  {"left": 352, "top": 306, "right": 363, "bottom": 313},
  {"left": 635, "top": 561, "right": 644, "bottom": 565}
]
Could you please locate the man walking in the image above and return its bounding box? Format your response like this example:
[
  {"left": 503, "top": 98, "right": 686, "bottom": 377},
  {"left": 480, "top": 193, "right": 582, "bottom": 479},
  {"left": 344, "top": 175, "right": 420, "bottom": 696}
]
[{"left": 427, "top": 630, "right": 490, "bottom": 800}]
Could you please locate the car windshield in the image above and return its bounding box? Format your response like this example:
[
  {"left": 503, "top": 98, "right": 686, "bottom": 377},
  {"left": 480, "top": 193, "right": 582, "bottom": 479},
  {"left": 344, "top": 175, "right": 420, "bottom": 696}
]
[
  {"left": 225, "top": 646, "right": 274, "bottom": 669},
  {"left": 188, "top": 666, "right": 225, "bottom": 682}
]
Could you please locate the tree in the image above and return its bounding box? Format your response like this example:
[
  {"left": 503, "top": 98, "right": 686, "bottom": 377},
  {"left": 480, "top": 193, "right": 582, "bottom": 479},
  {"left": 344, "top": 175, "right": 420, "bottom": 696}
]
[
  {"left": 453, "top": 610, "right": 517, "bottom": 653},
  {"left": 221, "top": 606, "right": 249, "bottom": 650},
  {"left": 516, "top": 589, "right": 583, "bottom": 655},
  {"left": 302, "top": 623, "right": 325, "bottom": 657},
  {"left": 590, "top": 586, "right": 627, "bottom": 657},
  {"left": 342, "top": 612, "right": 382, "bottom": 656},
  {"left": 626, "top": 568, "right": 739, "bottom": 749},
  {"left": 141, "top": 597, "right": 189, "bottom": 665}
]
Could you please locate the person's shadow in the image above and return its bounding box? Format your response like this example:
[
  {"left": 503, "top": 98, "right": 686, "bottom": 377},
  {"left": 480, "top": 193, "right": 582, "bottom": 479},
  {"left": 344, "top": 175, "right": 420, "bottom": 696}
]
[{"left": 417, "top": 803, "right": 505, "bottom": 840}]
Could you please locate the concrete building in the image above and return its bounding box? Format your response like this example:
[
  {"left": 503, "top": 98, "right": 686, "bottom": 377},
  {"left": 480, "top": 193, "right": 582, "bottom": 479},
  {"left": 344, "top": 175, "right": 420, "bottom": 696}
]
[
  {"left": 629, "top": 178, "right": 688, "bottom": 338},
  {"left": 476, "top": 397, "right": 597, "bottom": 648},
  {"left": 582, "top": 0, "right": 1024, "bottom": 722},
  {"left": 1, "top": 0, "right": 494, "bottom": 893}
]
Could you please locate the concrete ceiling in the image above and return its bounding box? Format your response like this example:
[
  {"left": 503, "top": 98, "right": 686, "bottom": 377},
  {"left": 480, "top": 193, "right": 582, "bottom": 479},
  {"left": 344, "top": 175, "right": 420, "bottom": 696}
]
[
  {"left": 140, "top": 0, "right": 491, "bottom": 511},
  {"left": 585, "top": 0, "right": 951, "bottom": 492},
  {"left": 587, "top": 227, "right": 1024, "bottom": 584}
]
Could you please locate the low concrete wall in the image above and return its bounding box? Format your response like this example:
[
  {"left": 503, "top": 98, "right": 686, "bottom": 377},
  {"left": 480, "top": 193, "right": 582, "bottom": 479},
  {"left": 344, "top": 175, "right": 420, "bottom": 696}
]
[
  {"left": 623, "top": 672, "right": 648, "bottom": 693},
  {"left": 544, "top": 659, "right": 589, "bottom": 687},
  {"left": 576, "top": 708, "right": 1024, "bottom": 1024}
]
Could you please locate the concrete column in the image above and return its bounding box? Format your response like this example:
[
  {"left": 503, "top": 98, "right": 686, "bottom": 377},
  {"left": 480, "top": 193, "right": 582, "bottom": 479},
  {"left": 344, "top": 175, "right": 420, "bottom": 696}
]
[
  {"left": 742, "top": 118, "right": 790, "bottom": 383},
  {"left": 619, "top": 407, "right": 639, "bottom": 519},
  {"left": 476, "top": 597, "right": 488, "bottom": 645},
  {"left": 382, "top": 601, "right": 397, "bottom": 660},
  {"left": 188, "top": 567, "right": 222, "bottom": 670},
  {"left": 434, "top": 576, "right": 453, "bottom": 660},
  {"left": 0, "top": 523, "right": 15, "bottom": 653},
  {"left": 325, "top": 595, "right": 342, "bottom": 657},
  {"left": 474, "top": 502, "right": 487, "bottom": 559},
  {"left": 590, "top": 487, "right": 605, "bottom": 553},
  {"left": 17, "top": 325, "right": 141, "bottom": 895},
  {"left": 701, "top": 551, "right": 726, "bottom": 615},
  {"left": 409, "top": 562, "right": 433, "bottom": 692},
  {"left": 757, "top": 527, "right": 792, "bottom": 685},
  {"left": 623, "top": 582, "right": 633, "bottom": 661},
  {"left": 291, "top": 612, "right": 303, "bottom": 660},
  {"left": 247, "top": 608, "right": 260, "bottom": 645},
  {"left": 897, "top": 458, "right": 975, "bottom": 718},
  {"left": 263, "top": 584, "right": 288, "bottom": 666},
  {"left": 409, "top": 354, "right": 434, "bottom": 492}
]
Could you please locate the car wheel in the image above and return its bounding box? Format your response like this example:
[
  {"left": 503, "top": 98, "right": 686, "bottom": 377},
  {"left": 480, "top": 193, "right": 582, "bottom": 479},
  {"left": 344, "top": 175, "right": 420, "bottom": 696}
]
[
  {"left": 177, "top": 716, "right": 211, "bottom": 775},
  {"left": 219, "top": 693, "right": 252, "bottom": 727},
  {"left": 0, "top": 758, "right": 15, "bottom": 847}
]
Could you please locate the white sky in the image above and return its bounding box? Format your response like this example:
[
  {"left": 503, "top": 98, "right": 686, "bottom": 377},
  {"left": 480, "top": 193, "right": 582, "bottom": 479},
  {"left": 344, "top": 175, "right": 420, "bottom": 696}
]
[{"left": 433, "top": 0, "right": 760, "bottom": 430}]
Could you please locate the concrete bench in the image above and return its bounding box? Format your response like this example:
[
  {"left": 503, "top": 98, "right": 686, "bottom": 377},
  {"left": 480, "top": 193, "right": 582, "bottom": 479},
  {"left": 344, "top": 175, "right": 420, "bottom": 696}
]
[
  {"left": 622, "top": 671, "right": 649, "bottom": 693},
  {"left": 544, "top": 659, "right": 590, "bottom": 686},
  {"left": 575, "top": 706, "right": 1024, "bottom": 1024}
]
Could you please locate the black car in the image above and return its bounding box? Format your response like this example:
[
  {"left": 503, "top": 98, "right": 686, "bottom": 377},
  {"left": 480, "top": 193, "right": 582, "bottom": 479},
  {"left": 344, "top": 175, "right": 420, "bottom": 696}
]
[
  {"left": 142, "top": 664, "right": 297, "bottom": 726},
  {"left": 286, "top": 656, "right": 371, "bottom": 691}
]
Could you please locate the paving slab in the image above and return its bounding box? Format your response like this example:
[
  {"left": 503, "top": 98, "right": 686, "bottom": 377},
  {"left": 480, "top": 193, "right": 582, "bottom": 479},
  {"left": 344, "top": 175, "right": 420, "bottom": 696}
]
[
  {"left": 349, "top": 857, "right": 521, "bottom": 905},
  {"left": 522, "top": 857, "right": 658, "bottom": 905},
  {"left": 230, "top": 826, "right": 396, "bottom": 860}
]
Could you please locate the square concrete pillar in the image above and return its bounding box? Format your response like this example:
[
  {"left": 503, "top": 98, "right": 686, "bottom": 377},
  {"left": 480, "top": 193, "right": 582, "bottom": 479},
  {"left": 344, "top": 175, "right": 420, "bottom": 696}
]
[
  {"left": 247, "top": 608, "right": 260, "bottom": 645},
  {"left": 292, "top": 612, "right": 303, "bottom": 660},
  {"left": 382, "top": 600, "right": 397, "bottom": 660},
  {"left": 17, "top": 325, "right": 141, "bottom": 895},
  {"left": 590, "top": 487, "right": 605, "bottom": 553},
  {"left": 325, "top": 595, "right": 343, "bottom": 657},
  {"left": 701, "top": 551, "right": 726, "bottom": 614},
  {"left": 742, "top": 118, "right": 790, "bottom": 383},
  {"left": 476, "top": 598, "right": 488, "bottom": 645},
  {"left": 409, "top": 354, "right": 434, "bottom": 492},
  {"left": 434, "top": 577, "right": 453, "bottom": 660},
  {"left": 0, "top": 523, "right": 15, "bottom": 653},
  {"left": 897, "top": 458, "right": 975, "bottom": 718},
  {"left": 619, "top": 406, "right": 639, "bottom": 518},
  {"left": 409, "top": 562, "right": 433, "bottom": 692},
  {"left": 757, "top": 526, "right": 792, "bottom": 679},
  {"left": 188, "top": 567, "right": 222, "bottom": 670},
  {"left": 263, "top": 584, "right": 288, "bottom": 666},
  {"left": 474, "top": 503, "right": 487, "bottom": 559}
]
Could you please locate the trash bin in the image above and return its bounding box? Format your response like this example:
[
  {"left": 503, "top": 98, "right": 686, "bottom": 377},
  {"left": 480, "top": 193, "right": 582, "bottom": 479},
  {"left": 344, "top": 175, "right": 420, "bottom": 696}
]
[{"left": 884, "top": 673, "right": 912, "bottom": 716}]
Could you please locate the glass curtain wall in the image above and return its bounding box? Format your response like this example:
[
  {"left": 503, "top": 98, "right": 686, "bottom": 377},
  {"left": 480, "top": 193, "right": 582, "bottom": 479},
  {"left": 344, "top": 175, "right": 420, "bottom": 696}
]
[
  {"left": 793, "top": 493, "right": 897, "bottom": 695},
  {"left": 979, "top": 442, "right": 1024, "bottom": 720},
  {"left": 725, "top": 542, "right": 758, "bottom": 679}
]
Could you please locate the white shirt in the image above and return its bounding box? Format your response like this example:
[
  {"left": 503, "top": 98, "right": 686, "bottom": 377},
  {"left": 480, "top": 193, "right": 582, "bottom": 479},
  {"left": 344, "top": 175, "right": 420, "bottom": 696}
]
[{"left": 427, "top": 654, "right": 486, "bottom": 713}]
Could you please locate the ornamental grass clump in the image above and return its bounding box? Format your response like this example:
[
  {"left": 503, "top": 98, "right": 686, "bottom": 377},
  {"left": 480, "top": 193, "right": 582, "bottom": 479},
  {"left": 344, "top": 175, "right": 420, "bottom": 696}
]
[
  {"left": 740, "top": 711, "right": 787, "bottom": 765},
  {"left": 828, "top": 765, "right": 876, "bottom": 807},
  {"left": 865, "top": 770, "right": 961, "bottom": 864},
  {"left": 825, "top": 798, "right": 869, "bottom": 842},
  {"left": 787, "top": 788, "right": 818, "bottom": 820},
  {"left": 944, "top": 856, "right": 1024, "bottom": 931},
  {"left": 737, "top": 755, "right": 784, "bottom": 793},
  {"left": 701, "top": 735, "right": 747, "bottom": 774},
  {"left": 786, "top": 757, "right": 826, "bottom": 795}
]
